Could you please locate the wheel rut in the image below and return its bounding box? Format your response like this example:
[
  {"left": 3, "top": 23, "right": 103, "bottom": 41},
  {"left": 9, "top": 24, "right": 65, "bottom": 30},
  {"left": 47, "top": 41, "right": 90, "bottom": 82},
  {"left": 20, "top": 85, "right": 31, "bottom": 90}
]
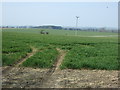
[
  {"left": 2, "top": 47, "right": 38, "bottom": 75},
  {"left": 55, "top": 48, "right": 66, "bottom": 72},
  {"left": 39, "top": 48, "right": 66, "bottom": 87},
  {"left": 15, "top": 47, "right": 37, "bottom": 67},
  {"left": 2, "top": 48, "right": 66, "bottom": 88}
]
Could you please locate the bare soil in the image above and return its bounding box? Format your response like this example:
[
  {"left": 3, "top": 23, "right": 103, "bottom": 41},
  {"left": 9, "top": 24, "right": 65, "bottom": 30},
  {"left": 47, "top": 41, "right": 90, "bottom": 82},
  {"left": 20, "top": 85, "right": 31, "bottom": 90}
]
[
  {"left": 2, "top": 67, "right": 119, "bottom": 88},
  {"left": 2, "top": 67, "right": 49, "bottom": 88},
  {"left": 43, "top": 69, "right": 119, "bottom": 88}
]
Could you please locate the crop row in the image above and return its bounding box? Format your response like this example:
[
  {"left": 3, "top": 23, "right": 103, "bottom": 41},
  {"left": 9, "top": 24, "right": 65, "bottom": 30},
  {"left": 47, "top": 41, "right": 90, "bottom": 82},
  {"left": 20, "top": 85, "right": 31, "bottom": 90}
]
[
  {"left": 2, "top": 29, "right": 118, "bottom": 70},
  {"left": 2, "top": 37, "right": 32, "bottom": 66},
  {"left": 61, "top": 44, "right": 118, "bottom": 70},
  {"left": 22, "top": 48, "right": 59, "bottom": 68}
]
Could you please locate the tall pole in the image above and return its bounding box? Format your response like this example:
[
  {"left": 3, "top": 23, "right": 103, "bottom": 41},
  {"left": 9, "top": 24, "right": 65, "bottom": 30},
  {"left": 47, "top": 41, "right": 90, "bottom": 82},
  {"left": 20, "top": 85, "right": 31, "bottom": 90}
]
[{"left": 75, "top": 16, "right": 79, "bottom": 36}]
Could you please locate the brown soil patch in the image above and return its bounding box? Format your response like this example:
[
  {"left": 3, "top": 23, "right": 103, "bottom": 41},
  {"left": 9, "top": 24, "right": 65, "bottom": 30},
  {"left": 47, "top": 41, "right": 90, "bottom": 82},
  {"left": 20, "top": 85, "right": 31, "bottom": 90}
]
[
  {"left": 43, "top": 69, "right": 119, "bottom": 88},
  {"left": 2, "top": 67, "right": 49, "bottom": 88},
  {"left": 2, "top": 68, "right": 119, "bottom": 88}
]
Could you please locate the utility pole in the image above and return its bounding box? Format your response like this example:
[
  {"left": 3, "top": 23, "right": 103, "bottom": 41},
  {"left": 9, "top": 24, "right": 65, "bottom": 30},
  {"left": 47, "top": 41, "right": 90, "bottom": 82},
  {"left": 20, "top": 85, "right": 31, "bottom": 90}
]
[{"left": 75, "top": 16, "right": 79, "bottom": 36}]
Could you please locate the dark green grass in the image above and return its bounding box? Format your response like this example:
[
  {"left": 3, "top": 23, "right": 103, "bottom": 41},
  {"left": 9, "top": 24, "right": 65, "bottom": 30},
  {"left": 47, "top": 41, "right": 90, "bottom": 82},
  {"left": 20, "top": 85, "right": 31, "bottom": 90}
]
[
  {"left": 22, "top": 48, "right": 59, "bottom": 68},
  {"left": 2, "top": 52, "right": 28, "bottom": 66},
  {"left": 2, "top": 28, "right": 118, "bottom": 70},
  {"left": 2, "top": 28, "right": 117, "bottom": 36},
  {"left": 2, "top": 35, "right": 32, "bottom": 66},
  {"left": 60, "top": 45, "right": 118, "bottom": 70}
]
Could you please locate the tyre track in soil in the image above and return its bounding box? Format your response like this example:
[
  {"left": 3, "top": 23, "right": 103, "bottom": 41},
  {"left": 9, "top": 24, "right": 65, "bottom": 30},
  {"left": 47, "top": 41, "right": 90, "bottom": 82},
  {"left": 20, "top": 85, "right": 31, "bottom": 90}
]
[
  {"left": 2, "top": 47, "right": 38, "bottom": 76},
  {"left": 39, "top": 48, "right": 66, "bottom": 87},
  {"left": 2, "top": 48, "right": 66, "bottom": 88}
]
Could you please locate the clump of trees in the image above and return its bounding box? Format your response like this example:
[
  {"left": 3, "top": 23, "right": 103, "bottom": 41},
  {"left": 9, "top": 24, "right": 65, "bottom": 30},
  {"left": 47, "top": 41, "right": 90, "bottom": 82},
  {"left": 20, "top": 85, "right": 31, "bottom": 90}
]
[{"left": 33, "top": 25, "right": 62, "bottom": 30}]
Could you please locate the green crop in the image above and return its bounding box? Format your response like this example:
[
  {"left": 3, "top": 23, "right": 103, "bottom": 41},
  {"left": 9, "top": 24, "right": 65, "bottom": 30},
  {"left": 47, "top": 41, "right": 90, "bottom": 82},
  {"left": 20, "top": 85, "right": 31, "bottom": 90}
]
[
  {"left": 22, "top": 48, "right": 59, "bottom": 68},
  {"left": 60, "top": 44, "right": 118, "bottom": 70},
  {"left": 2, "top": 28, "right": 118, "bottom": 70}
]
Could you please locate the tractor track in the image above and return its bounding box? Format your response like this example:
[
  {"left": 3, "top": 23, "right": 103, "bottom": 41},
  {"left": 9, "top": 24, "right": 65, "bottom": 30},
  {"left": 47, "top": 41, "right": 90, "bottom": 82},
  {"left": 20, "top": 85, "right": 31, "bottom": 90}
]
[
  {"left": 2, "top": 47, "right": 38, "bottom": 75},
  {"left": 39, "top": 48, "right": 66, "bottom": 87},
  {"left": 2, "top": 48, "right": 119, "bottom": 88},
  {"left": 2, "top": 48, "right": 66, "bottom": 88}
]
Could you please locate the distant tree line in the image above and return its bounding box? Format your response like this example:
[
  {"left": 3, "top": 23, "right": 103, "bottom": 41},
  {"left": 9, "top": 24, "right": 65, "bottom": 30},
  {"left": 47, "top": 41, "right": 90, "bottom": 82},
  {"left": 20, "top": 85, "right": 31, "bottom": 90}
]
[
  {"left": 32, "top": 25, "right": 62, "bottom": 30},
  {"left": 1, "top": 25, "right": 118, "bottom": 33}
]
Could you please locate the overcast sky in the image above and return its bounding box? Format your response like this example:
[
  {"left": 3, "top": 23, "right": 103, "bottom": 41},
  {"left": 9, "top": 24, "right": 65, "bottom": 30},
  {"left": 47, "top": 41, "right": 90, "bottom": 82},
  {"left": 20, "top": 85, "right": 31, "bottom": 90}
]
[{"left": 2, "top": 2, "right": 118, "bottom": 28}]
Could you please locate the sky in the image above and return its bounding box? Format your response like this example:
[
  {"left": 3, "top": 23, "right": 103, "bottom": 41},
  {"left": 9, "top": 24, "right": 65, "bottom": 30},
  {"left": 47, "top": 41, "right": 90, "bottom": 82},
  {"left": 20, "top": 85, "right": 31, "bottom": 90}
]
[{"left": 2, "top": 2, "right": 118, "bottom": 28}]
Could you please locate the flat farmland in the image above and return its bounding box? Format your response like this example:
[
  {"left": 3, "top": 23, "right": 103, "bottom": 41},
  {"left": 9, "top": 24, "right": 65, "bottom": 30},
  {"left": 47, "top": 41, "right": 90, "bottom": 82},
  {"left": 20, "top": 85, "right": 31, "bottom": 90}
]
[{"left": 2, "top": 28, "right": 119, "bottom": 88}]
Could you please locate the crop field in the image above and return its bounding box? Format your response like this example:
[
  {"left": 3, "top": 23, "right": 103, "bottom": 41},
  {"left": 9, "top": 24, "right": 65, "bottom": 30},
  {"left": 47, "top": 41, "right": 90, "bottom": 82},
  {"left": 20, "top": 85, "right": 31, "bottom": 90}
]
[
  {"left": 60, "top": 44, "right": 118, "bottom": 70},
  {"left": 2, "top": 39, "right": 32, "bottom": 66},
  {"left": 2, "top": 1, "right": 119, "bottom": 88},
  {"left": 2, "top": 28, "right": 119, "bottom": 88},
  {"left": 2, "top": 28, "right": 118, "bottom": 70},
  {"left": 22, "top": 48, "right": 59, "bottom": 68}
]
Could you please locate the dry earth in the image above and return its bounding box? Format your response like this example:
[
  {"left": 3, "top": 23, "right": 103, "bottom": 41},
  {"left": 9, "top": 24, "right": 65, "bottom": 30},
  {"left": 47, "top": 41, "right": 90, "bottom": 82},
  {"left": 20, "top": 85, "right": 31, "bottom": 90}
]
[{"left": 2, "top": 67, "right": 119, "bottom": 88}]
